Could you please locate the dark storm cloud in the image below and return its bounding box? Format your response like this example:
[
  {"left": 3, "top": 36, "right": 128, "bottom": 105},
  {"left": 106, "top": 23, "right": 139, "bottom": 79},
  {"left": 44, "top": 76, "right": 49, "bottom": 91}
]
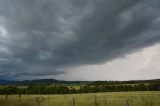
[{"left": 0, "top": 0, "right": 160, "bottom": 80}]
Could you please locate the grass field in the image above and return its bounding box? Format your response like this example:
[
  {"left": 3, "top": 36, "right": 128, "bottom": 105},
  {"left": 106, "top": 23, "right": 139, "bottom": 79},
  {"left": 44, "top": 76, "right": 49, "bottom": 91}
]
[{"left": 0, "top": 91, "right": 160, "bottom": 106}]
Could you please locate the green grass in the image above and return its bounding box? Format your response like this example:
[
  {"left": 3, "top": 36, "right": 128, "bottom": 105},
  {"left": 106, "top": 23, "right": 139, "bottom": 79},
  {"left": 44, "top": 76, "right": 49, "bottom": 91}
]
[{"left": 0, "top": 91, "right": 160, "bottom": 106}]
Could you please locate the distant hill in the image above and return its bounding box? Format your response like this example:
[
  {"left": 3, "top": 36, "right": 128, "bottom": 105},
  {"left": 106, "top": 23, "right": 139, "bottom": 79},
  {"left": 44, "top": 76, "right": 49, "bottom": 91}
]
[
  {"left": 0, "top": 79, "right": 159, "bottom": 85},
  {"left": 0, "top": 80, "right": 15, "bottom": 85},
  {"left": 0, "top": 79, "right": 87, "bottom": 85}
]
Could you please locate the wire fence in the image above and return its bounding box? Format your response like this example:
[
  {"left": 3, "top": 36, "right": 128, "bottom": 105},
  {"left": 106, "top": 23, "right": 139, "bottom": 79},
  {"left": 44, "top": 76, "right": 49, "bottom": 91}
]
[{"left": 0, "top": 93, "right": 159, "bottom": 106}]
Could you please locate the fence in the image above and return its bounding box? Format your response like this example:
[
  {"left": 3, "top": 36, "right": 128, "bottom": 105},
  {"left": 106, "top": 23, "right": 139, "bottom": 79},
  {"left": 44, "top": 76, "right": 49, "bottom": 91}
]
[{"left": 3, "top": 95, "right": 130, "bottom": 106}]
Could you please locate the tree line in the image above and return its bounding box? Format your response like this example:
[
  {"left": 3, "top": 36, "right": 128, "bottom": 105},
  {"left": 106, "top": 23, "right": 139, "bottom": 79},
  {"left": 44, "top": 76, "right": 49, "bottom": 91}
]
[{"left": 0, "top": 82, "right": 160, "bottom": 94}]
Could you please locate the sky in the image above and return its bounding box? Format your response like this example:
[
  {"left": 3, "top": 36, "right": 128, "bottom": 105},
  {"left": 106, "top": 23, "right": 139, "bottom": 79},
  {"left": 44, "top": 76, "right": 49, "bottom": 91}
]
[{"left": 0, "top": 0, "right": 160, "bottom": 81}]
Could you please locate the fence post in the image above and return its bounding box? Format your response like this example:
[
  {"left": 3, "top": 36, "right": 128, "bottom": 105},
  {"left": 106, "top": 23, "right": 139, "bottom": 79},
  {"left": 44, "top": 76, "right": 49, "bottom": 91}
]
[
  {"left": 35, "top": 97, "right": 41, "bottom": 106},
  {"left": 125, "top": 99, "right": 129, "bottom": 106},
  {"left": 94, "top": 95, "right": 98, "bottom": 106},
  {"left": 105, "top": 96, "right": 107, "bottom": 106},
  {"left": 72, "top": 96, "right": 75, "bottom": 106},
  {"left": 18, "top": 94, "right": 22, "bottom": 105},
  {"left": 5, "top": 95, "right": 8, "bottom": 101},
  {"left": 5, "top": 95, "right": 8, "bottom": 105}
]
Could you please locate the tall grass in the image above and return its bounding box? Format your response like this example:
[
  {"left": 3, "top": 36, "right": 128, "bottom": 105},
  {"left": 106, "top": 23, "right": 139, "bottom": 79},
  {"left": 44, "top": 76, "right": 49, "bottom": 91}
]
[{"left": 0, "top": 91, "right": 159, "bottom": 106}]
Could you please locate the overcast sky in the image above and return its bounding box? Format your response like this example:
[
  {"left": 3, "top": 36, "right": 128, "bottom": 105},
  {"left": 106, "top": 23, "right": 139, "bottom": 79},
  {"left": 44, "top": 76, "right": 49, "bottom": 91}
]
[{"left": 0, "top": 0, "right": 160, "bottom": 81}]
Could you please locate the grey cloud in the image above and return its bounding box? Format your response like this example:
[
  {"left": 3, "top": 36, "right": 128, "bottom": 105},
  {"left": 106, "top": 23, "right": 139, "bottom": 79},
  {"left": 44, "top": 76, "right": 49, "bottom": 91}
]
[{"left": 0, "top": 0, "right": 160, "bottom": 80}]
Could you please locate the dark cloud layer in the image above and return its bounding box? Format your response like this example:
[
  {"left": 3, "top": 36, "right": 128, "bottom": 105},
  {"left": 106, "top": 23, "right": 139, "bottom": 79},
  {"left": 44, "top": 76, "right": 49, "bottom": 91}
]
[{"left": 0, "top": 0, "right": 160, "bottom": 80}]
